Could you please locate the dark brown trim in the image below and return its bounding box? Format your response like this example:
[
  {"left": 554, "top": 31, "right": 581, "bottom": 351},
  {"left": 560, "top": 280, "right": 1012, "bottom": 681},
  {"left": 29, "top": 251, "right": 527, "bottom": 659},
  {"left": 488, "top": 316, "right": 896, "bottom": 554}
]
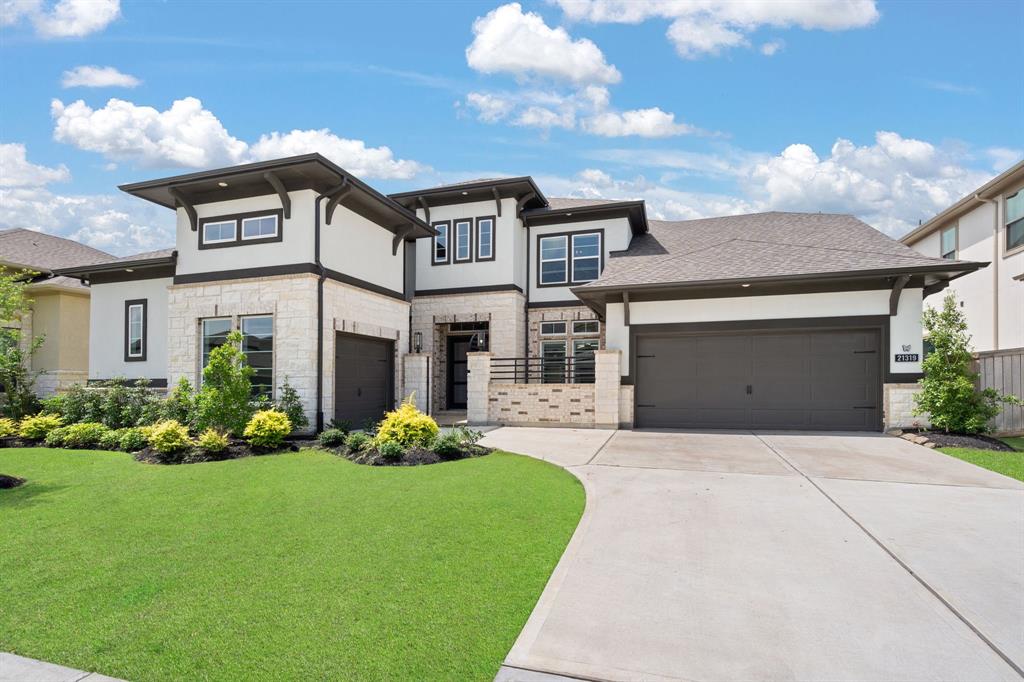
[
  {"left": 522, "top": 200, "right": 648, "bottom": 235},
  {"left": 527, "top": 299, "right": 584, "bottom": 309},
  {"left": 54, "top": 252, "right": 177, "bottom": 279},
  {"left": 169, "top": 187, "right": 198, "bottom": 232},
  {"left": 88, "top": 378, "right": 167, "bottom": 388},
  {"left": 536, "top": 229, "right": 605, "bottom": 289},
  {"left": 322, "top": 267, "right": 405, "bottom": 301},
  {"left": 452, "top": 217, "right": 474, "bottom": 264},
  {"left": 262, "top": 170, "right": 291, "bottom": 219},
  {"left": 198, "top": 208, "right": 284, "bottom": 249},
  {"left": 89, "top": 265, "right": 176, "bottom": 284},
  {"left": 431, "top": 220, "right": 451, "bottom": 266},
  {"left": 172, "top": 263, "right": 405, "bottom": 300},
  {"left": 389, "top": 176, "right": 547, "bottom": 211},
  {"left": 414, "top": 283, "right": 523, "bottom": 297},
  {"left": 887, "top": 373, "right": 924, "bottom": 383},
  {"left": 475, "top": 215, "right": 496, "bottom": 262},
  {"left": 889, "top": 275, "right": 910, "bottom": 316},
  {"left": 123, "top": 298, "right": 147, "bottom": 362}
]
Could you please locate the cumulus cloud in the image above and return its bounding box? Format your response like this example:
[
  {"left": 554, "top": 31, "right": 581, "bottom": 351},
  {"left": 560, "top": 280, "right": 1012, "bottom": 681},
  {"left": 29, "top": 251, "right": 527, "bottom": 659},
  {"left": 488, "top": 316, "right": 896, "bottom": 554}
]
[
  {"left": 50, "top": 96, "right": 426, "bottom": 179},
  {"left": 582, "top": 107, "right": 696, "bottom": 137},
  {"left": 3, "top": 0, "right": 120, "bottom": 38},
  {"left": 986, "top": 147, "right": 1023, "bottom": 172},
  {"left": 760, "top": 40, "right": 784, "bottom": 56},
  {"left": 555, "top": 0, "right": 878, "bottom": 58},
  {"left": 61, "top": 65, "right": 140, "bottom": 88},
  {"left": 466, "top": 2, "right": 621, "bottom": 84},
  {"left": 0, "top": 143, "right": 70, "bottom": 187},
  {"left": 465, "top": 92, "right": 515, "bottom": 122}
]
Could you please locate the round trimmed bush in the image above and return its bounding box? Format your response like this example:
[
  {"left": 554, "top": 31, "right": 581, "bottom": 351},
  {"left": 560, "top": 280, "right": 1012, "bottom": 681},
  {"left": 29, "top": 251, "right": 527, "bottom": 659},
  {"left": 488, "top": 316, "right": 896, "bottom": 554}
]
[
  {"left": 378, "top": 440, "right": 404, "bottom": 461},
  {"left": 197, "top": 428, "right": 229, "bottom": 453},
  {"left": 344, "top": 431, "right": 371, "bottom": 453},
  {"left": 44, "top": 425, "right": 71, "bottom": 447},
  {"left": 118, "top": 427, "right": 147, "bottom": 452},
  {"left": 243, "top": 410, "right": 292, "bottom": 449},
  {"left": 19, "top": 414, "right": 63, "bottom": 440},
  {"left": 374, "top": 399, "right": 438, "bottom": 449},
  {"left": 148, "top": 420, "right": 193, "bottom": 455},
  {"left": 318, "top": 428, "right": 347, "bottom": 448},
  {"left": 98, "top": 428, "right": 123, "bottom": 451},
  {"left": 62, "top": 422, "right": 111, "bottom": 448}
]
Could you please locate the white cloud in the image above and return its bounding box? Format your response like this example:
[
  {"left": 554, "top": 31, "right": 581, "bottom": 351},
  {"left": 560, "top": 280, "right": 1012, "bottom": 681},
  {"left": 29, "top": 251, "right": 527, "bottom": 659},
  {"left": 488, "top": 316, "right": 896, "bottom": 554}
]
[
  {"left": 985, "top": 147, "right": 1022, "bottom": 172},
  {"left": 466, "top": 2, "right": 621, "bottom": 84},
  {"left": 465, "top": 92, "right": 515, "bottom": 123},
  {"left": 555, "top": 0, "right": 878, "bottom": 59},
  {"left": 61, "top": 65, "right": 140, "bottom": 88},
  {"left": 51, "top": 96, "right": 426, "bottom": 179},
  {"left": 3, "top": 0, "right": 120, "bottom": 38},
  {"left": 582, "top": 107, "right": 696, "bottom": 137},
  {"left": 515, "top": 105, "right": 576, "bottom": 130},
  {"left": 0, "top": 143, "right": 70, "bottom": 187},
  {"left": 760, "top": 40, "right": 784, "bottom": 56}
]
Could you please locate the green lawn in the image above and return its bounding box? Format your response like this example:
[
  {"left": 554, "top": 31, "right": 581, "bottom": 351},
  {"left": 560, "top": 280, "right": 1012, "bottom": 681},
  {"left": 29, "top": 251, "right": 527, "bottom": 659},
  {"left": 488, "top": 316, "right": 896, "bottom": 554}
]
[
  {"left": 939, "top": 435, "right": 1024, "bottom": 482},
  {"left": 0, "top": 448, "right": 584, "bottom": 681}
]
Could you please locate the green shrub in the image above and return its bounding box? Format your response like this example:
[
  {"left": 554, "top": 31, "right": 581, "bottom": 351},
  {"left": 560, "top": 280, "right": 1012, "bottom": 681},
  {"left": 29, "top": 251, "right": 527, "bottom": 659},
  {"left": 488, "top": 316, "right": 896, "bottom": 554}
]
[
  {"left": 374, "top": 398, "right": 439, "bottom": 449},
  {"left": 275, "top": 377, "right": 308, "bottom": 431},
  {"left": 195, "top": 331, "right": 254, "bottom": 436},
  {"left": 197, "top": 428, "right": 229, "bottom": 453},
  {"left": 344, "top": 431, "right": 371, "bottom": 453},
  {"left": 243, "top": 410, "right": 291, "bottom": 449},
  {"left": 162, "top": 377, "right": 195, "bottom": 425},
  {"left": 39, "top": 394, "right": 66, "bottom": 416},
  {"left": 44, "top": 425, "right": 71, "bottom": 447},
  {"left": 327, "top": 418, "right": 351, "bottom": 433},
  {"left": 118, "top": 427, "right": 148, "bottom": 452},
  {"left": 378, "top": 440, "right": 404, "bottom": 461},
  {"left": 19, "top": 414, "right": 63, "bottom": 440},
  {"left": 431, "top": 432, "right": 462, "bottom": 459},
  {"left": 318, "top": 428, "right": 347, "bottom": 448},
  {"left": 62, "top": 422, "right": 111, "bottom": 448},
  {"left": 148, "top": 420, "right": 193, "bottom": 455},
  {"left": 60, "top": 383, "right": 105, "bottom": 424},
  {"left": 98, "top": 428, "right": 123, "bottom": 451},
  {"left": 0, "top": 417, "right": 16, "bottom": 438},
  {"left": 95, "top": 378, "right": 159, "bottom": 428}
]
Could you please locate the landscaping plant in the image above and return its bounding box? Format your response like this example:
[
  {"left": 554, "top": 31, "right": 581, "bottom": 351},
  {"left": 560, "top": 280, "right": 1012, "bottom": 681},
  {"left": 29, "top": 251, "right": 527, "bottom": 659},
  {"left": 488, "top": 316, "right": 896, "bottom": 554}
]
[
  {"left": 194, "top": 331, "right": 254, "bottom": 435},
  {"left": 915, "top": 293, "right": 1021, "bottom": 433},
  {"left": 197, "top": 428, "right": 229, "bottom": 454},
  {"left": 318, "top": 428, "right": 347, "bottom": 448},
  {"left": 243, "top": 410, "right": 292, "bottom": 449},
  {"left": 147, "top": 420, "right": 193, "bottom": 455},
  {"left": 44, "top": 426, "right": 70, "bottom": 447},
  {"left": 60, "top": 422, "right": 111, "bottom": 448},
  {"left": 162, "top": 377, "right": 195, "bottom": 425},
  {"left": 0, "top": 267, "right": 44, "bottom": 419},
  {"left": 118, "top": 427, "right": 148, "bottom": 452},
  {"left": 0, "top": 417, "right": 16, "bottom": 438},
  {"left": 374, "top": 396, "right": 439, "bottom": 449},
  {"left": 59, "top": 383, "right": 105, "bottom": 424},
  {"left": 275, "top": 376, "right": 308, "bottom": 431},
  {"left": 18, "top": 414, "right": 62, "bottom": 440},
  {"left": 98, "top": 428, "right": 123, "bottom": 451},
  {"left": 378, "top": 440, "right": 404, "bottom": 461},
  {"left": 344, "top": 431, "right": 371, "bottom": 453}
]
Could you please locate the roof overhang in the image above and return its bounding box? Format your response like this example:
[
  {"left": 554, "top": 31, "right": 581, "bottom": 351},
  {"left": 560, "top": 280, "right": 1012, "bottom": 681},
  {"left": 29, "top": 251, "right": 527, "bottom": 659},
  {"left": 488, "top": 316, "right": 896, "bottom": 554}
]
[
  {"left": 54, "top": 251, "right": 178, "bottom": 283},
  {"left": 119, "top": 154, "right": 433, "bottom": 239},
  {"left": 521, "top": 200, "right": 648, "bottom": 235},
  {"left": 389, "top": 177, "right": 548, "bottom": 215},
  {"left": 573, "top": 261, "right": 987, "bottom": 316}
]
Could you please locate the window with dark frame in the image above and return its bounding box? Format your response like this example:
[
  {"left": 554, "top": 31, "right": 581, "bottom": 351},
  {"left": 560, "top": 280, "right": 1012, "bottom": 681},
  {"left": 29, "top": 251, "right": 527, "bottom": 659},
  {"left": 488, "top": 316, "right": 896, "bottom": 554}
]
[
  {"left": 476, "top": 216, "right": 494, "bottom": 260},
  {"left": 540, "top": 321, "right": 567, "bottom": 335},
  {"left": 572, "top": 338, "right": 599, "bottom": 384},
  {"left": 241, "top": 315, "right": 273, "bottom": 398},
  {"left": 201, "top": 318, "right": 232, "bottom": 374},
  {"left": 538, "top": 231, "right": 602, "bottom": 286},
  {"left": 241, "top": 214, "right": 278, "bottom": 240},
  {"left": 124, "top": 299, "right": 146, "bottom": 361},
  {"left": 199, "top": 209, "right": 283, "bottom": 249},
  {"left": 454, "top": 219, "right": 472, "bottom": 262},
  {"left": 433, "top": 221, "right": 449, "bottom": 263},
  {"left": 539, "top": 235, "right": 568, "bottom": 285},
  {"left": 1007, "top": 190, "right": 1024, "bottom": 252},
  {"left": 541, "top": 340, "right": 567, "bottom": 384},
  {"left": 202, "top": 220, "right": 236, "bottom": 244},
  {"left": 572, "top": 320, "right": 600, "bottom": 335},
  {"left": 572, "top": 233, "right": 601, "bottom": 282},
  {"left": 940, "top": 225, "right": 957, "bottom": 259}
]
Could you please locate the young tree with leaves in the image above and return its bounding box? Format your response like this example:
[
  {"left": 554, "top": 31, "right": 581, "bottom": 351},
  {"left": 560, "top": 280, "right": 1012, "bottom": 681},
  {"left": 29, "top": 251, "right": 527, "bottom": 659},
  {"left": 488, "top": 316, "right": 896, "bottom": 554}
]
[
  {"left": 194, "top": 331, "right": 254, "bottom": 435},
  {"left": 0, "top": 267, "right": 45, "bottom": 419}
]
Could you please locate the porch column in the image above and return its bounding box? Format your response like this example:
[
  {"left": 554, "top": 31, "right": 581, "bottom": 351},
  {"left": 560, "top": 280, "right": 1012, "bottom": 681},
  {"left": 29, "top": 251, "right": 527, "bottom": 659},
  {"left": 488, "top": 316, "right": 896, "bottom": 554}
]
[
  {"left": 402, "top": 353, "right": 431, "bottom": 415},
  {"left": 467, "top": 352, "right": 492, "bottom": 425},
  {"left": 594, "top": 349, "right": 621, "bottom": 429}
]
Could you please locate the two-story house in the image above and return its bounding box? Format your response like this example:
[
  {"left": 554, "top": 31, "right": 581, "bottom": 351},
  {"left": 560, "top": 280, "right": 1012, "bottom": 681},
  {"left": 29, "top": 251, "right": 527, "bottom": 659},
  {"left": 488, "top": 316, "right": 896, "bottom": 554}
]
[{"left": 57, "top": 153, "right": 983, "bottom": 433}]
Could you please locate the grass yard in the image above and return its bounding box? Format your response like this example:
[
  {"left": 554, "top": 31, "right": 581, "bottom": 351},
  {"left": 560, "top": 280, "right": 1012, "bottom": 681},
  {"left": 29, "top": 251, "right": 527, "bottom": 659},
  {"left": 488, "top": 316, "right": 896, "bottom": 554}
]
[
  {"left": 0, "top": 448, "right": 584, "bottom": 681},
  {"left": 939, "top": 436, "right": 1024, "bottom": 483}
]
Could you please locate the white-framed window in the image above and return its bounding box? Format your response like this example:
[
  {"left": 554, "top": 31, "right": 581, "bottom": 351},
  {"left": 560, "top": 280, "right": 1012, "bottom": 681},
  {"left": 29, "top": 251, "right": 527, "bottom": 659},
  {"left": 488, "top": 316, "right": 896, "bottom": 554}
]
[
  {"left": 241, "top": 315, "right": 273, "bottom": 397},
  {"left": 539, "top": 235, "right": 568, "bottom": 285},
  {"left": 201, "top": 318, "right": 232, "bottom": 374},
  {"left": 125, "top": 300, "right": 145, "bottom": 360},
  {"left": 572, "top": 232, "right": 601, "bottom": 282},
  {"left": 541, "top": 340, "right": 567, "bottom": 384},
  {"left": 241, "top": 214, "right": 278, "bottom": 240},
  {"left": 433, "top": 222, "right": 449, "bottom": 263},
  {"left": 540, "top": 321, "right": 567, "bottom": 336},
  {"left": 454, "top": 219, "right": 472, "bottom": 262},
  {"left": 572, "top": 320, "right": 600, "bottom": 335},
  {"left": 1007, "top": 190, "right": 1024, "bottom": 252},
  {"left": 572, "top": 338, "right": 599, "bottom": 384},
  {"left": 202, "top": 220, "right": 236, "bottom": 244},
  {"left": 940, "top": 225, "right": 957, "bottom": 260},
  {"left": 476, "top": 216, "right": 494, "bottom": 260}
]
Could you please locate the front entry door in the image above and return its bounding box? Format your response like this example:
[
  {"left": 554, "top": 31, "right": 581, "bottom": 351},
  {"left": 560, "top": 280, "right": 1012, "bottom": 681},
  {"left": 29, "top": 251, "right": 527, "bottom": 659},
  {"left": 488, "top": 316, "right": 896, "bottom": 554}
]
[{"left": 447, "top": 337, "right": 471, "bottom": 409}]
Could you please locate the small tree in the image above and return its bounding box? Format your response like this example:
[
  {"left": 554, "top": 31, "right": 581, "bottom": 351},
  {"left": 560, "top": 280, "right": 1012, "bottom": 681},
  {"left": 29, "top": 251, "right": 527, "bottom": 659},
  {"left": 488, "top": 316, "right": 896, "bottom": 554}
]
[
  {"left": 914, "top": 293, "right": 1020, "bottom": 433},
  {"left": 0, "top": 267, "right": 44, "bottom": 419},
  {"left": 194, "top": 331, "right": 254, "bottom": 435}
]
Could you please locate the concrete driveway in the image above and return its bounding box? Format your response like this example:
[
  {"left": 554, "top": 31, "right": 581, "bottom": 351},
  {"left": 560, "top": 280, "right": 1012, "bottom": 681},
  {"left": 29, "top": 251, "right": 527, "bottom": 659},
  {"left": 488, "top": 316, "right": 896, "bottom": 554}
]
[{"left": 480, "top": 428, "right": 1024, "bottom": 682}]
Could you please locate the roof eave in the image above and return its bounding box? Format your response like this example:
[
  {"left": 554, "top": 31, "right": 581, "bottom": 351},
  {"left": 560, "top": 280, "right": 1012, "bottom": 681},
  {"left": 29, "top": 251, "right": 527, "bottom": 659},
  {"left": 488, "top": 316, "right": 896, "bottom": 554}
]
[
  {"left": 54, "top": 252, "right": 178, "bottom": 278},
  {"left": 521, "top": 200, "right": 649, "bottom": 234}
]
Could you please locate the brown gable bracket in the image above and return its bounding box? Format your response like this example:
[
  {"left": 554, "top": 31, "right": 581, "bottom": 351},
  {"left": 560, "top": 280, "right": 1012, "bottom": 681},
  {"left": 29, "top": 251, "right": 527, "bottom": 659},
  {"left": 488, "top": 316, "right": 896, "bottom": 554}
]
[
  {"left": 889, "top": 274, "right": 910, "bottom": 316},
  {"left": 263, "top": 171, "right": 291, "bottom": 219},
  {"left": 492, "top": 187, "right": 502, "bottom": 217},
  {"left": 416, "top": 196, "right": 430, "bottom": 224},
  {"left": 392, "top": 224, "right": 414, "bottom": 255},
  {"left": 324, "top": 178, "right": 351, "bottom": 226},
  {"left": 622, "top": 291, "right": 631, "bottom": 326},
  {"left": 516, "top": 191, "right": 537, "bottom": 218},
  {"left": 168, "top": 187, "right": 198, "bottom": 232}
]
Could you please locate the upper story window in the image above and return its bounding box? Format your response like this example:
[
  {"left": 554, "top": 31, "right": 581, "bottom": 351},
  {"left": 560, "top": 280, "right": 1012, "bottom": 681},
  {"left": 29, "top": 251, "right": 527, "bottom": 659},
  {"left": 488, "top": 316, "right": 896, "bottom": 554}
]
[
  {"left": 454, "top": 219, "right": 472, "bottom": 262},
  {"left": 1007, "top": 190, "right": 1024, "bottom": 252},
  {"left": 124, "top": 299, "right": 146, "bottom": 362},
  {"left": 538, "top": 231, "right": 603, "bottom": 286},
  {"left": 476, "top": 216, "right": 495, "bottom": 261},
  {"left": 199, "top": 209, "right": 283, "bottom": 249},
  {"left": 432, "top": 221, "right": 449, "bottom": 264},
  {"left": 940, "top": 225, "right": 957, "bottom": 259}
]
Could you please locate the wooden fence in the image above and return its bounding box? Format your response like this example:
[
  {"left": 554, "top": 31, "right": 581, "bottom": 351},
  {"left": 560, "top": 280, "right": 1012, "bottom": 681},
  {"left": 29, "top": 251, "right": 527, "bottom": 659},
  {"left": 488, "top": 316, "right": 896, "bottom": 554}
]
[{"left": 975, "top": 348, "right": 1024, "bottom": 435}]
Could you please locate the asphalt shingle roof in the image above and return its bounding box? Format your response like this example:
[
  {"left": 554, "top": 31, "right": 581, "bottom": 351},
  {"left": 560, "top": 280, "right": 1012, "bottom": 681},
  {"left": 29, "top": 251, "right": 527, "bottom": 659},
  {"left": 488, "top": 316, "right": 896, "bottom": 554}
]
[
  {"left": 546, "top": 197, "right": 626, "bottom": 210},
  {"left": 0, "top": 228, "right": 116, "bottom": 271},
  {"left": 580, "top": 211, "right": 973, "bottom": 289}
]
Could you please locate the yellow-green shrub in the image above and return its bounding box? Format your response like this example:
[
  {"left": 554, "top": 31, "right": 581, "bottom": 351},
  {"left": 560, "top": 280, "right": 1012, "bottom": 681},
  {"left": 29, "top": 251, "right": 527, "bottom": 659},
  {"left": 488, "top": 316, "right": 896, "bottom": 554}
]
[
  {"left": 243, "top": 410, "right": 291, "bottom": 448},
  {"left": 19, "top": 414, "right": 63, "bottom": 440},
  {"left": 374, "top": 398, "right": 438, "bottom": 449},
  {"left": 197, "top": 428, "right": 229, "bottom": 453},
  {"left": 147, "top": 420, "right": 192, "bottom": 455},
  {"left": 0, "top": 417, "right": 17, "bottom": 438},
  {"left": 61, "top": 422, "right": 110, "bottom": 448}
]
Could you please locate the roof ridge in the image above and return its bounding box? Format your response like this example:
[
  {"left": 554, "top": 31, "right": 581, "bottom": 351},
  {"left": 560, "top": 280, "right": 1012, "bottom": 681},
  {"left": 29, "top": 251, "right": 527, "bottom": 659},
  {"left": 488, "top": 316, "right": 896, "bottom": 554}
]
[{"left": 732, "top": 237, "right": 945, "bottom": 263}]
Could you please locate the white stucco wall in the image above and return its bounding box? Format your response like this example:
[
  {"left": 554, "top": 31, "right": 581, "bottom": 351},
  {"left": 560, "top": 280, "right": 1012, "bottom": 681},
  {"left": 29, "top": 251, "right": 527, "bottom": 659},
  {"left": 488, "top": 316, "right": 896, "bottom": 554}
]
[
  {"left": 89, "top": 277, "right": 171, "bottom": 380},
  {"left": 320, "top": 203, "right": 405, "bottom": 295},
  {"left": 605, "top": 288, "right": 924, "bottom": 376},
  {"left": 412, "top": 198, "right": 520, "bottom": 292},
  {"left": 529, "top": 216, "right": 633, "bottom": 303}
]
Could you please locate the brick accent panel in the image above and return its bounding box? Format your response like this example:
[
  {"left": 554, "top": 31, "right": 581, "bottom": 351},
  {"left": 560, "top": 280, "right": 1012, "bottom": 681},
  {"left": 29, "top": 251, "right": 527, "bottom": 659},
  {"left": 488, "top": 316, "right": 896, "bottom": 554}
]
[
  {"left": 884, "top": 382, "right": 929, "bottom": 429},
  {"left": 488, "top": 384, "right": 596, "bottom": 426}
]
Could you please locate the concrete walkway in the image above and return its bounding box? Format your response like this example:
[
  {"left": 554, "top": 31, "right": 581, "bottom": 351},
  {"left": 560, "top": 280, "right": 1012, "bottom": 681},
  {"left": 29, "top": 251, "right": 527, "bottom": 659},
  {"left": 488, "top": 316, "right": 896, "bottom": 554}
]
[
  {"left": 481, "top": 427, "right": 1024, "bottom": 682},
  {"left": 0, "top": 653, "right": 123, "bottom": 682}
]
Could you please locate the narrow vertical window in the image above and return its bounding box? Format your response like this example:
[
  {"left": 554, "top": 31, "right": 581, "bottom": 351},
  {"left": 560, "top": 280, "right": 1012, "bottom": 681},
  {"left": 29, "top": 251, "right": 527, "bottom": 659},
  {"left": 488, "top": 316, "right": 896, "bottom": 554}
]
[
  {"left": 541, "top": 340, "right": 568, "bottom": 384},
  {"left": 454, "top": 219, "right": 472, "bottom": 262},
  {"left": 1007, "top": 190, "right": 1024, "bottom": 252},
  {"left": 940, "top": 225, "right": 957, "bottom": 260},
  {"left": 124, "top": 300, "right": 146, "bottom": 361},
  {"left": 241, "top": 315, "right": 274, "bottom": 398},
  {"left": 433, "top": 222, "right": 449, "bottom": 264},
  {"left": 476, "top": 216, "right": 495, "bottom": 260},
  {"left": 539, "top": 235, "right": 568, "bottom": 285}
]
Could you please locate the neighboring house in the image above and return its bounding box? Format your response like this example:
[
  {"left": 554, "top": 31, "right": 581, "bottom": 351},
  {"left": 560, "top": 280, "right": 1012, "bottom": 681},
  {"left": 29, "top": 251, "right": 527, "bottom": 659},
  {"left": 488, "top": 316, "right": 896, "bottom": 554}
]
[
  {"left": 901, "top": 160, "right": 1024, "bottom": 353},
  {"left": 56, "top": 153, "right": 983, "bottom": 433},
  {"left": 0, "top": 228, "right": 116, "bottom": 395}
]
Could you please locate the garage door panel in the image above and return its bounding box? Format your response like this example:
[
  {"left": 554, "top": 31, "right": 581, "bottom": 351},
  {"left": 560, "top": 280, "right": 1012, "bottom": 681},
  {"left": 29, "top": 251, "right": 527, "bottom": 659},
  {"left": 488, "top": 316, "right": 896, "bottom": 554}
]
[{"left": 334, "top": 333, "right": 393, "bottom": 426}]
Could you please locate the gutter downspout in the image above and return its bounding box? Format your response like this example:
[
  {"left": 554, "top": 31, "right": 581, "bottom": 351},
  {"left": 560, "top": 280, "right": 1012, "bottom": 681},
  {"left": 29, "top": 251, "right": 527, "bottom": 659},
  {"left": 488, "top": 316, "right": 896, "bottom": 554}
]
[
  {"left": 524, "top": 221, "right": 530, "bottom": 374},
  {"left": 314, "top": 192, "right": 328, "bottom": 432},
  {"left": 975, "top": 192, "right": 999, "bottom": 349}
]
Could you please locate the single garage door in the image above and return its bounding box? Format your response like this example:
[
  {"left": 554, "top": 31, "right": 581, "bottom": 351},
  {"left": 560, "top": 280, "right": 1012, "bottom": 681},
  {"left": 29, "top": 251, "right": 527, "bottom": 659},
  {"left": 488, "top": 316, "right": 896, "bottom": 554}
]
[
  {"left": 334, "top": 332, "right": 394, "bottom": 427},
  {"left": 635, "top": 327, "right": 881, "bottom": 431}
]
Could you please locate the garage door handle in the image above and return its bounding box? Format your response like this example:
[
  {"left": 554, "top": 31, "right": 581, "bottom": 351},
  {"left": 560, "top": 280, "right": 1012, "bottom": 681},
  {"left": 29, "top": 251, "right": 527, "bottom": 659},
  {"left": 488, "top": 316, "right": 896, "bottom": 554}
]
[
  {"left": 852, "top": 350, "right": 877, "bottom": 354},
  {"left": 357, "top": 387, "right": 362, "bottom": 397},
  {"left": 746, "top": 384, "right": 752, "bottom": 395},
  {"left": 637, "top": 354, "right": 656, "bottom": 358}
]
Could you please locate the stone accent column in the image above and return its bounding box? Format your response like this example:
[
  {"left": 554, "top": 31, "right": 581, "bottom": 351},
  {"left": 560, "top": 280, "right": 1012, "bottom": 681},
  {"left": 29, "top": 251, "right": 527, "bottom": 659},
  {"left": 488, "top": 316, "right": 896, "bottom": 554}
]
[
  {"left": 467, "top": 352, "right": 492, "bottom": 425},
  {"left": 402, "top": 354, "right": 430, "bottom": 414},
  {"left": 594, "top": 349, "right": 621, "bottom": 429}
]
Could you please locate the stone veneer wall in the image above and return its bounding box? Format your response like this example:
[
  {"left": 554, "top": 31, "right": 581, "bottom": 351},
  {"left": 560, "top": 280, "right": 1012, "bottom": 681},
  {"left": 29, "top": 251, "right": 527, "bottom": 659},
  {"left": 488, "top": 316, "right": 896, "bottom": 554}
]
[
  {"left": 618, "top": 385, "right": 634, "bottom": 428},
  {"left": 527, "top": 305, "right": 604, "bottom": 357},
  {"left": 410, "top": 290, "right": 525, "bottom": 412},
  {"left": 883, "top": 382, "right": 929, "bottom": 429},
  {"left": 488, "top": 384, "right": 596, "bottom": 426},
  {"left": 35, "top": 370, "right": 89, "bottom": 396},
  {"left": 168, "top": 273, "right": 408, "bottom": 433}
]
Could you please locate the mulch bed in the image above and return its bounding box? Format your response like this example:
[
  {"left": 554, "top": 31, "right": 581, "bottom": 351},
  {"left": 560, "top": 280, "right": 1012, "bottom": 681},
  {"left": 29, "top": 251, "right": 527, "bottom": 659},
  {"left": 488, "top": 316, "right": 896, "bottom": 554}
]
[
  {"left": 900, "top": 429, "right": 1017, "bottom": 452},
  {"left": 325, "top": 444, "right": 491, "bottom": 466},
  {"left": 134, "top": 441, "right": 300, "bottom": 465},
  {"left": 0, "top": 474, "right": 26, "bottom": 489}
]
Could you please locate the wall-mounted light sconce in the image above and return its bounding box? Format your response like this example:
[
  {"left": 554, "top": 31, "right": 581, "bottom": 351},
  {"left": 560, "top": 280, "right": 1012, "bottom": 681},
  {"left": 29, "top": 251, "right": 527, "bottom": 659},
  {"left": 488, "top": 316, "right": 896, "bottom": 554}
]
[{"left": 413, "top": 331, "right": 423, "bottom": 353}]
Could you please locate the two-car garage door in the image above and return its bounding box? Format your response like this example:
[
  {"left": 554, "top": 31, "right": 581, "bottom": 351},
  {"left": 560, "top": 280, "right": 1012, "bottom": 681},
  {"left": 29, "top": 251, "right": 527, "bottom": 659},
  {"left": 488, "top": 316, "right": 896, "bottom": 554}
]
[{"left": 634, "top": 327, "right": 881, "bottom": 431}]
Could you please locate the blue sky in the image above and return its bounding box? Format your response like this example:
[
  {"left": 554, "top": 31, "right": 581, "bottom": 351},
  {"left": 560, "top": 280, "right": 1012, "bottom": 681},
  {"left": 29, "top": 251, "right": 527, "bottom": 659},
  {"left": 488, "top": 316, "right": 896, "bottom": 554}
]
[{"left": 1, "top": 0, "right": 1022, "bottom": 255}]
